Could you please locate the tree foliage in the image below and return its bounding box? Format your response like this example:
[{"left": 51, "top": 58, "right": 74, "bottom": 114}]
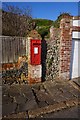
[
  {"left": 2, "top": 5, "right": 35, "bottom": 36},
  {"left": 33, "top": 19, "right": 53, "bottom": 39},
  {"left": 33, "top": 19, "right": 53, "bottom": 26},
  {"left": 52, "top": 12, "right": 71, "bottom": 28},
  {"left": 38, "top": 27, "right": 49, "bottom": 39},
  {"left": 33, "top": 13, "right": 71, "bottom": 38}
]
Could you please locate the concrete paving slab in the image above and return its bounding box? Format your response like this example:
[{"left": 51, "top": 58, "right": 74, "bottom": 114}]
[
  {"left": 53, "top": 95, "right": 67, "bottom": 103},
  {"left": 16, "top": 100, "right": 38, "bottom": 113},
  {"left": 37, "top": 101, "right": 48, "bottom": 108},
  {"left": 2, "top": 103, "right": 17, "bottom": 116},
  {"left": 34, "top": 91, "right": 51, "bottom": 102},
  {"left": 2, "top": 95, "right": 13, "bottom": 104},
  {"left": 15, "top": 95, "right": 26, "bottom": 104},
  {"left": 0, "top": 86, "right": 2, "bottom": 92},
  {"left": 0, "top": 94, "right": 2, "bottom": 105},
  {"left": 7, "top": 86, "right": 21, "bottom": 97},
  {"left": 23, "top": 91, "right": 35, "bottom": 101},
  {"left": 0, "top": 105, "right": 2, "bottom": 116},
  {"left": 43, "top": 86, "right": 62, "bottom": 97},
  {"left": 61, "top": 91, "right": 76, "bottom": 100},
  {"left": 0, "top": 78, "right": 2, "bottom": 86},
  {"left": 17, "top": 84, "right": 33, "bottom": 93}
]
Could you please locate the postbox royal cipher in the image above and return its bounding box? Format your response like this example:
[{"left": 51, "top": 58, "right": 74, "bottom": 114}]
[{"left": 30, "top": 39, "right": 41, "bottom": 65}]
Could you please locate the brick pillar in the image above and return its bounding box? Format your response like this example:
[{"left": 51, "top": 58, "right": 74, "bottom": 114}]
[
  {"left": 27, "top": 30, "right": 42, "bottom": 84},
  {"left": 59, "top": 17, "right": 72, "bottom": 80}
]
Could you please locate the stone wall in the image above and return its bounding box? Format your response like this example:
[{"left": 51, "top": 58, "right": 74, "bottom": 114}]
[
  {"left": 2, "top": 56, "right": 28, "bottom": 85},
  {"left": 45, "top": 27, "right": 60, "bottom": 80}
]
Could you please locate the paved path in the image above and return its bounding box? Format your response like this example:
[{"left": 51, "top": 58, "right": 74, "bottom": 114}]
[{"left": 2, "top": 79, "right": 80, "bottom": 119}]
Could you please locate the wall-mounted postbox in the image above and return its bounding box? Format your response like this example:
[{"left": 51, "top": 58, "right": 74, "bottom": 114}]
[{"left": 30, "top": 39, "right": 41, "bottom": 65}]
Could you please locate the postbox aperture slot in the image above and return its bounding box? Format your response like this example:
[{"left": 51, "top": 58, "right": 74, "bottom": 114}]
[{"left": 33, "top": 43, "right": 41, "bottom": 45}]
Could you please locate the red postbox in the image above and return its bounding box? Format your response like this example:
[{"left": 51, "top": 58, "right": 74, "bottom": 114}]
[{"left": 30, "top": 39, "right": 41, "bottom": 65}]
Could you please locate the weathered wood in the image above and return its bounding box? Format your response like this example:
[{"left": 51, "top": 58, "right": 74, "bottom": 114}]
[
  {"left": 0, "top": 37, "right": 2, "bottom": 63},
  {"left": 1, "top": 36, "right": 27, "bottom": 64}
]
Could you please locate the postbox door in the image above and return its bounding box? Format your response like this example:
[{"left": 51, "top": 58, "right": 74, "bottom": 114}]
[{"left": 31, "top": 40, "right": 41, "bottom": 65}]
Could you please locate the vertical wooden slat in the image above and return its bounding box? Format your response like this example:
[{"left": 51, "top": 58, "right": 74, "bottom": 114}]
[
  {"left": 2, "top": 37, "right": 4, "bottom": 63},
  {"left": 17, "top": 37, "right": 19, "bottom": 61},
  {"left": 7, "top": 37, "right": 9, "bottom": 63},
  {"left": 4, "top": 37, "right": 8, "bottom": 63},
  {"left": 18, "top": 38, "right": 20, "bottom": 57},
  {"left": 22, "top": 38, "right": 24, "bottom": 56},
  {"left": 26, "top": 38, "right": 28, "bottom": 56},
  {"left": 13, "top": 37, "right": 15, "bottom": 62},
  {"left": 1, "top": 36, "right": 27, "bottom": 64},
  {"left": 7, "top": 38, "right": 11, "bottom": 63},
  {"left": 19, "top": 38, "right": 22, "bottom": 56},
  {"left": 10, "top": 37, "right": 13, "bottom": 63},
  {"left": 0, "top": 37, "right": 2, "bottom": 63},
  {"left": 15, "top": 37, "right": 18, "bottom": 62}
]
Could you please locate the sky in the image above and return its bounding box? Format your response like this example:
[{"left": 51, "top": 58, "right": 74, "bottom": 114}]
[{"left": 2, "top": 2, "right": 79, "bottom": 21}]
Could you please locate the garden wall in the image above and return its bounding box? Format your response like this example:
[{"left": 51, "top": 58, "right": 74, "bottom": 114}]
[{"left": 45, "top": 27, "right": 60, "bottom": 80}]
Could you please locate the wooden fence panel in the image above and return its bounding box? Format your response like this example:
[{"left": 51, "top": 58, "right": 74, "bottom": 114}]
[{"left": 1, "top": 36, "right": 27, "bottom": 63}]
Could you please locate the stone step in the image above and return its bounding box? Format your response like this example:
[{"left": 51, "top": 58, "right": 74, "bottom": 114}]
[
  {"left": 3, "top": 98, "right": 79, "bottom": 119},
  {"left": 28, "top": 98, "right": 80, "bottom": 118}
]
